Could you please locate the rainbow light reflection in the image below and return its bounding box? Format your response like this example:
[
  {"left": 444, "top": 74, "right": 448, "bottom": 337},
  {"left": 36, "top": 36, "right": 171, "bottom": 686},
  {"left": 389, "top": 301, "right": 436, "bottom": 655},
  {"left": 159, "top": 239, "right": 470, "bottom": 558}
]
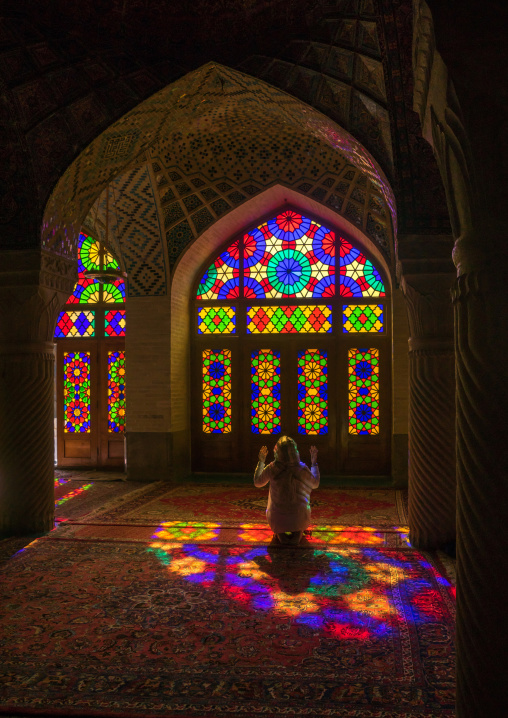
[
  {"left": 147, "top": 531, "right": 454, "bottom": 640},
  {"left": 151, "top": 521, "right": 220, "bottom": 543},
  {"left": 54, "top": 477, "right": 72, "bottom": 487},
  {"left": 55, "top": 483, "right": 93, "bottom": 507}
]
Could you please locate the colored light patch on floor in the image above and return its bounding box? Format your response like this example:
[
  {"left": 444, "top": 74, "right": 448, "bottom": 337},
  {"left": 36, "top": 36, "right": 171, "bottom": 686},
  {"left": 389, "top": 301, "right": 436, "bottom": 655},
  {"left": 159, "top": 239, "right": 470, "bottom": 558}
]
[
  {"left": 55, "top": 483, "right": 93, "bottom": 507},
  {"left": 0, "top": 538, "right": 455, "bottom": 716},
  {"left": 152, "top": 521, "right": 220, "bottom": 542},
  {"left": 54, "top": 477, "right": 71, "bottom": 487},
  {"left": 145, "top": 542, "right": 454, "bottom": 637}
]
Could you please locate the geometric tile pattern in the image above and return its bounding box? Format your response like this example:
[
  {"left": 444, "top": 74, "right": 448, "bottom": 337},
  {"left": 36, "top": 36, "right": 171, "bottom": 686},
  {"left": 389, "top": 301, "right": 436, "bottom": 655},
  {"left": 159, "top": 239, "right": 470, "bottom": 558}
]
[
  {"left": 42, "top": 64, "right": 395, "bottom": 283},
  {"left": 89, "top": 165, "right": 167, "bottom": 297}
]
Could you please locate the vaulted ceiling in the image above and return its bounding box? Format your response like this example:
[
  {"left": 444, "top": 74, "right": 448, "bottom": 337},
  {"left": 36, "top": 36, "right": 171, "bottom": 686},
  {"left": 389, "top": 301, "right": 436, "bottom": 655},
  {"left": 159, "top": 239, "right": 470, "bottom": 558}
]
[
  {"left": 0, "top": 0, "right": 450, "bottom": 255},
  {"left": 76, "top": 63, "right": 396, "bottom": 297}
]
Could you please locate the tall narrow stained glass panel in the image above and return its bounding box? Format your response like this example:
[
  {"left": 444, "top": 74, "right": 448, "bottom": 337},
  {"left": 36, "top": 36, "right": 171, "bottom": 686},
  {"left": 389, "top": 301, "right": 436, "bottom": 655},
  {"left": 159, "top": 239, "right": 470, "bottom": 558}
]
[
  {"left": 203, "top": 350, "right": 232, "bottom": 433},
  {"left": 298, "top": 349, "right": 328, "bottom": 434},
  {"left": 251, "top": 349, "right": 281, "bottom": 434},
  {"left": 197, "top": 240, "right": 240, "bottom": 300},
  {"left": 247, "top": 305, "right": 332, "bottom": 334},
  {"left": 243, "top": 211, "right": 335, "bottom": 298},
  {"left": 108, "top": 351, "right": 126, "bottom": 432},
  {"left": 105, "top": 309, "right": 126, "bottom": 337},
  {"left": 348, "top": 348, "right": 379, "bottom": 435},
  {"left": 64, "top": 352, "right": 91, "bottom": 433}
]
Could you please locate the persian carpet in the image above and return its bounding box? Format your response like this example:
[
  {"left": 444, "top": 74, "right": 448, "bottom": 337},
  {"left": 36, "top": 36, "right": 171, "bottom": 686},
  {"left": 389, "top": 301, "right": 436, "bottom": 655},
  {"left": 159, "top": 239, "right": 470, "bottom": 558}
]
[
  {"left": 54, "top": 480, "right": 147, "bottom": 522},
  {"left": 49, "top": 522, "right": 411, "bottom": 549},
  {"left": 0, "top": 538, "right": 455, "bottom": 717},
  {"left": 82, "top": 482, "right": 408, "bottom": 528}
]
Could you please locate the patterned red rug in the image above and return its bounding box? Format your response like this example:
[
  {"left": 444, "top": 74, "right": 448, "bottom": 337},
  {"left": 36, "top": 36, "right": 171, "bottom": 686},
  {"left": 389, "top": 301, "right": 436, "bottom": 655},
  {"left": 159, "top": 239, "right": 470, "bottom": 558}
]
[
  {"left": 82, "top": 482, "right": 408, "bottom": 528},
  {"left": 0, "top": 537, "right": 454, "bottom": 717},
  {"left": 48, "top": 521, "right": 411, "bottom": 549},
  {"left": 54, "top": 479, "right": 147, "bottom": 521}
]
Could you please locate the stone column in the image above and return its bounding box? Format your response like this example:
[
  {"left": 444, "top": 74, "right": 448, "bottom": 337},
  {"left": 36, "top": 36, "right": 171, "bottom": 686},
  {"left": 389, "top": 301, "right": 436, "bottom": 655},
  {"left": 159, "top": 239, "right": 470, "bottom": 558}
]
[
  {"left": 452, "top": 255, "right": 508, "bottom": 718},
  {"left": 0, "top": 250, "right": 76, "bottom": 535},
  {"left": 399, "top": 239, "right": 456, "bottom": 549}
]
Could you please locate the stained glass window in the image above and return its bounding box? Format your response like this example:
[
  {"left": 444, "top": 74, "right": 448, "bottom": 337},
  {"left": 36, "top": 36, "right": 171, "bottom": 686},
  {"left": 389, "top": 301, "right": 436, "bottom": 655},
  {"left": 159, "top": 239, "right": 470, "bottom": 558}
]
[
  {"left": 348, "top": 348, "right": 379, "bottom": 435},
  {"left": 67, "top": 231, "right": 126, "bottom": 305},
  {"left": 103, "top": 279, "right": 126, "bottom": 303},
  {"left": 64, "top": 352, "right": 91, "bottom": 433},
  {"left": 251, "top": 349, "right": 281, "bottom": 434},
  {"left": 194, "top": 211, "right": 389, "bottom": 449},
  {"left": 105, "top": 309, "right": 126, "bottom": 337},
  {"left": 198, "top": 306, "right": 236, "bottom": 334},
  {"left": 343, "top": 305, "right": 384, "bottom": 333},
  {"left": 108, "top": 351, "right": 126, "bottom": 432},
  {"left": 104, "top": 250, "right": 120, "bottom": 271},
  {"left": 247, "top": 305, "right": 332, "bottom": 334},
  {"left": 78, "top": 233, "right": 101, "bottom": 273},
  {"left": 195, "top": 211, "right": 386, "bottom": 303},
  {"left": 203, "top": 350, "right": 232, "bottom": 433},
  {"left": 68, "top": 277, "right": 101, "bottom": 304},
  {"left": 339, "top": 239, "right": 385, "bottom": 297},
  {"left": 55, "top": 311, "right": 95, "bottom": 338},
  {"left": 298, "top": 350, "right": 328, "bottom": 434},
  {"left": 243, "top": 211, "right": 335, "bottom": 298},
  {"left": 197, "top": 240, "right": 240, "bottom": 300}
]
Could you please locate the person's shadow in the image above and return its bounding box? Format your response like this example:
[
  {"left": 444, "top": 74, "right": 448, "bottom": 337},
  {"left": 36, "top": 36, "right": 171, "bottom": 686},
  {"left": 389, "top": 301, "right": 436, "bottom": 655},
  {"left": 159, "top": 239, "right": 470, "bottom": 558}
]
[{"left": 251, "top": 535, "right": 328, "bottom": 595}]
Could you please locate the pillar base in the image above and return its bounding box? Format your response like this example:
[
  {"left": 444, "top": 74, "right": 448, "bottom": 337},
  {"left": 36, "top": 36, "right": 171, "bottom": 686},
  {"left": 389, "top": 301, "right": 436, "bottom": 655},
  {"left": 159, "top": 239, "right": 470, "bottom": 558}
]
[
  {"left": 0, "top": 513, "right": 54, "bottom": 538},
  {"left": 126, "top": 430, "right": 190, "bottom": 482},
  {"left": 391, "top": 433, "right": 408, "bottom": 488}
]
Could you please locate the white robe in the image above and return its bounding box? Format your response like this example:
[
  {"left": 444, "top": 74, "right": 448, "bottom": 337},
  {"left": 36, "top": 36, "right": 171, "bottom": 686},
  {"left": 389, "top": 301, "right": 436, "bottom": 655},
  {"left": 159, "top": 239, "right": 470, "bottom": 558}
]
[{"left": 253, "top": 460, "right": 320, "bottom": 533}]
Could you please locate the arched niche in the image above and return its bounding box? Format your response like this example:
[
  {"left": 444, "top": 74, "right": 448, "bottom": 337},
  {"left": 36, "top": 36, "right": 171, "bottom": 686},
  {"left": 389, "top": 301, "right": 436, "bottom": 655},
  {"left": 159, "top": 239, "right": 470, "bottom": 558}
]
[{"left": 170, "top": 186, "right": 394, "bottom": 477}]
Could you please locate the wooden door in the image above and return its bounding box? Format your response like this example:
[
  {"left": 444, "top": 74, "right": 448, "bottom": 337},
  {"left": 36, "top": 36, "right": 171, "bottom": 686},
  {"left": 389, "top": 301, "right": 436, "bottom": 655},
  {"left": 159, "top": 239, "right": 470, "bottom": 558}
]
[
  {"left": 192, "top": 335, "right": 391, "bottom": 477},
  {"left": 56, "top": 339, "right": 125, "bottom": 468},
  {"left": 241, "top": 337, "right": 337, "bottom": 474}
]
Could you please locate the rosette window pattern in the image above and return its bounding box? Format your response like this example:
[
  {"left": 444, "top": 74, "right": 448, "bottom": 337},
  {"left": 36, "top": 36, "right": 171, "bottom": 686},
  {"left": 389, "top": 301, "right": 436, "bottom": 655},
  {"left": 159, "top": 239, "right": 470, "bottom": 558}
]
[{"left": 194, "top": 210, "right": 388, "bottom": 470}]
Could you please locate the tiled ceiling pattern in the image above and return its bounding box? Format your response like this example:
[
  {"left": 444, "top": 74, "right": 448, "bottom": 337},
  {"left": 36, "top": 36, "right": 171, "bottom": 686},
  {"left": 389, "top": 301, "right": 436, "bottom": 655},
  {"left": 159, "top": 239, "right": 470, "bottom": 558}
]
[
  {"left": 238, "top": 0, "right": 394, "bottom": 176},
  {"left": 43, "top": 62, "right": 395, "bottom": 281},
  {"left": 86, "top": 164, "right": 168, "bottom": 297},
  {"left": 152, "top": 155, "right": 391, "bottom": 267}
]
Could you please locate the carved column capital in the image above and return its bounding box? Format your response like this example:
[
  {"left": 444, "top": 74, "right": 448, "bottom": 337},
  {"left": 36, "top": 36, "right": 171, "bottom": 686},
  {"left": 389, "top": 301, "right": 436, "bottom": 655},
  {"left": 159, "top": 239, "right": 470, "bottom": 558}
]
[
  {"left": 412, "top": 0, "right": 436, "bottom": 125},
  {"left": 400, "top": 272, "right": 455, "bottom": 348},
  {"left": 0, "top": 248, "right": 77, "bottom": 343}
]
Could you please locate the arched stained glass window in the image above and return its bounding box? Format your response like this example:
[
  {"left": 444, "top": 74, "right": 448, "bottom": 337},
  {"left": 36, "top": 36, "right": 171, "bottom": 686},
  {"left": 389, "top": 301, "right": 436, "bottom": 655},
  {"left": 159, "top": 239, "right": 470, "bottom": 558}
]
[
  {"left": 193, "top": 209, "right": 390, "bottom": 477},
  {"left": 55, "top": 231, "right": 126, "bottom": 469},
  {"left": 197, "top": 211, "right": 385, "bottom": 300}
]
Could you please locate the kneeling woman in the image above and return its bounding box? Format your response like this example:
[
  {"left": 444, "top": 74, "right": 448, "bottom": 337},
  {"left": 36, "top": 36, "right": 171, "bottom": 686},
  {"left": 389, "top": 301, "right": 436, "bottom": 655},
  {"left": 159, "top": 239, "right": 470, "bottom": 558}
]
[{"left": 254, "top": 436, "right": 320, "bottom": 545}]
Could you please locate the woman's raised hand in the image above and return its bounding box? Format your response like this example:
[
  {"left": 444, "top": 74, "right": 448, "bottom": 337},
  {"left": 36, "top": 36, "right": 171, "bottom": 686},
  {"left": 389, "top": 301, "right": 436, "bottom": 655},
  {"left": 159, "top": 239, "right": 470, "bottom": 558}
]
[
  {"left": 258, "top": 445, "right": 268, "bottom": 462},
  {"left": 310, "top": 445, "right": 318, "bottom": 465}
]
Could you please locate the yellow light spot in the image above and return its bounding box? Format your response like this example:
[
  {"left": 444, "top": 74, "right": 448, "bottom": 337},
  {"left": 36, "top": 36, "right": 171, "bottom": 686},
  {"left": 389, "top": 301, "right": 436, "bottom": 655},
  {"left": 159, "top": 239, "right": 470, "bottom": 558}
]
[
  {"left": 344, "top": 589, "right": 394, "bottom": 618},
  {"left": 272, "top": 591, "right": 319, "bottom": 616},
  {"left": 167, "top": 556, "right": 207, "bottom": 576}
]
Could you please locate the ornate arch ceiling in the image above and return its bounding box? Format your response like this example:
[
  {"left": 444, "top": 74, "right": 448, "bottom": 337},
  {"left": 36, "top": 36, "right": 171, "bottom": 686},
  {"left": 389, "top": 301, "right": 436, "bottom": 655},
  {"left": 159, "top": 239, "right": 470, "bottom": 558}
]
[
  {"left": 55, "top": 64, "right": 396, "bottom": 298},
  {"left": 0, "top": 0, "right": 449, "bottom": 254},
  {"left": 238, "top": 0, "right": 450, "bottom": 235},
  {"left": 84, "top": 163, "right": 168, "bottom": 298}
]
